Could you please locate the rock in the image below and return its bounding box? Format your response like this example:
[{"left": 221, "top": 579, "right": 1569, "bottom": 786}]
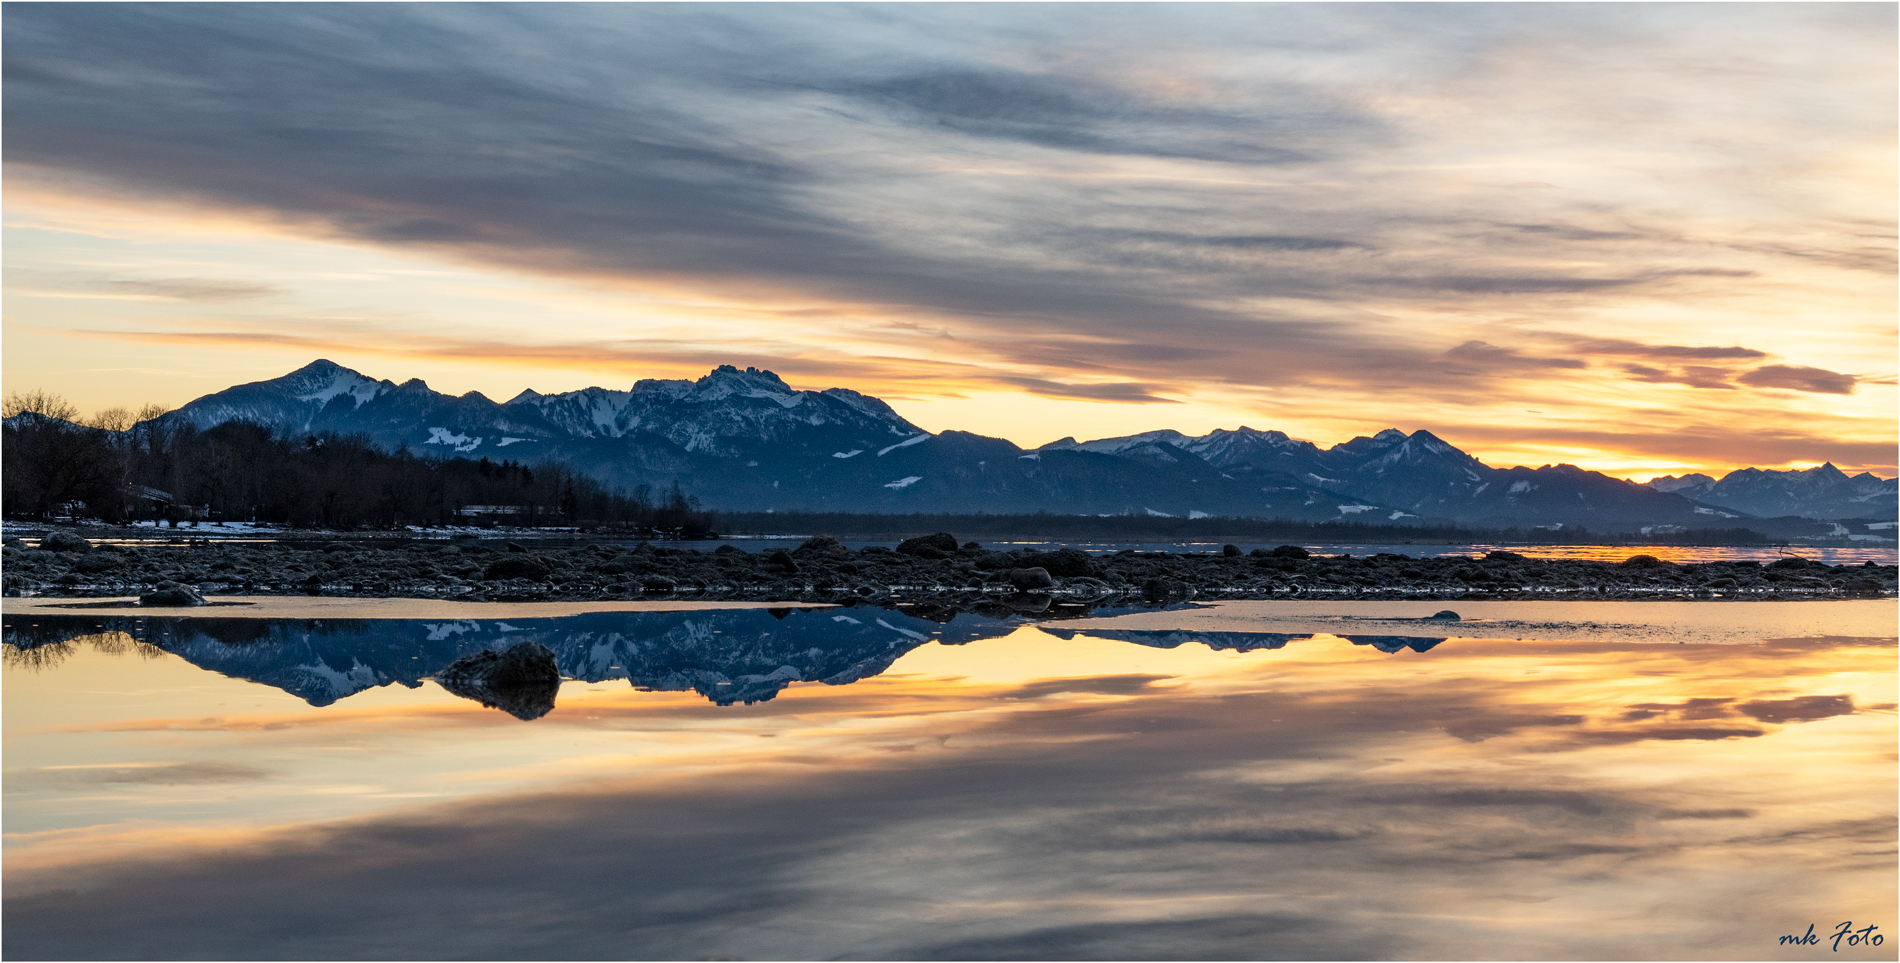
[
  {"left": 1619, "top": 554, "right": 1668, "bottom": 569},
  {"left": 1270, "top": 545, "right": 1311, "bottom": 559},
  {"left": 1009, "top": 566, "right": 1055, "bottom": 590},
  {"left": 713, "top": 544, "right": 745, "bottom": 555},
  {"left": 640, "top": 575, "right": 677, "bottom": 592},
  {"left": 435, "top": 641, "right": 561, "bottom": 720},
  {"left": 973, "top": 552, "right": 1016, "bottom": 571},
  {"left": 1222, "top": 544, "right": 1243, "bottom": 557},
  {"left": 40, "top": 531, "right": 92, "bottom": 553},
  {"left": 73, "top": 553, "right": 126, "bottom": 573},
  {"left": 140, "top": 580, "right": 206, "bottom": 606},
  {"left": 794, "top": 535, "right": 852, "bottom": 557},
  {"left": 765, "top": 550, "right": 801, "bottom": 574},
  {"left": 1427, "top": 610, "right": 1461, "bottom": 621},
  {"left": 2, "top": 536, "right": 22, "bottom": 548},
  {"left": 1484, "top": 551, "right": 1525, "bottom": 561},
  {"left": 961, "top": 541, "right": 984, "bottom": 551},
  {"left": 482, "top": 555, "right": 551, "bottom": 581},
  {"left": 1015, "top": 548, "right": 1101, "bottom": 577},
  {"left": 506, "top": 542, "right": 528, "bottom": 553},
  {"left": 896, "top": 532, "right": 959, "bottom": 557}
]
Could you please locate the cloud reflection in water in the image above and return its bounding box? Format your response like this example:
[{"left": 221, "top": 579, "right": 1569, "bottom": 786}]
[{"left": 2, "top": 604, "right": 1894, "bottom": 960}]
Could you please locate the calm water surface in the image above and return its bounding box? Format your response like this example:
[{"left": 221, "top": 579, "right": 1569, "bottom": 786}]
[{"left": 4, "top": 598, "right": 1894, "bottom": 960}]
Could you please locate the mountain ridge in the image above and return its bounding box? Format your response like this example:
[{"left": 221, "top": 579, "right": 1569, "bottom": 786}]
[{"left": 129, "top": 360, "right": 1897, "bottom": 529}]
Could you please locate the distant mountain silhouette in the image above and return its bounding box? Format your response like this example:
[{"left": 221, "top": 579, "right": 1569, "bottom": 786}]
[{"left": 136, "top": 360, "right": 1896, "bottom": 529}]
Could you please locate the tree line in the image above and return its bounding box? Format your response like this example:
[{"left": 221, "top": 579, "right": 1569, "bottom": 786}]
[{"left": 1, "top": 391, "right": 716, "bottom": 535}]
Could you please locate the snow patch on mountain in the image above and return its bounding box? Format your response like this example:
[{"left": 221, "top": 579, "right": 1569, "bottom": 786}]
[
  {"left": 424, "top": 428, "right": 482, "bottom": 452},
  {"left": 884, "top": 476, "right": 923, "bottom": 489},
  {"left": 878, "top": 434, "right": 930, "bottom": 456}
]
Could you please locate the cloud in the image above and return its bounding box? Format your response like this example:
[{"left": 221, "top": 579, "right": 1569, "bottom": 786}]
[
  {"left": 1443, "top": 340, "right": 1587, "bottom": 371},
  {"left": 1, "top": 3, "right": 1892, "bottom": 467},
  {"left": 1621, "top": 364, "right": 1737, "bottom": 390},
  {"left": 106, "top": 278, "right": 283, "bottom": 302},
  {"left": 1737, "top": 365, "right": 1859, "bottom": 395},
  {"left": 1432, "top": 423, "right": 1898, "bottom": 472},
  {"left": 994, "top": 377, "right": 1184, "bottom": 404},
  {"left": 844, "top": 68, "right": 1340, "bottom": 164},
  {"left": 1734, "top": 694, "right": 1855, "bottom": 724},
  {"left": 1555, "top": 337, "right": 1769, "bottom": 361}
]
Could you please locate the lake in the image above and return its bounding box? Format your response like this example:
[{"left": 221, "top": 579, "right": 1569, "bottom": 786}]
[{"left": 4, "top": 597, "right": 1894, "bottom": 960}]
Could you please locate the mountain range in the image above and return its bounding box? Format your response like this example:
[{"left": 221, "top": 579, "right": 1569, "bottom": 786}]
[{"left": 148, "top": 360, "right": 1896, "bottom": 531}]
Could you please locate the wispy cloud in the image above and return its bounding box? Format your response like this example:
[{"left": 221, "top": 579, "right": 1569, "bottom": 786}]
[{"left": 2, "top": 3, "right": 1892, "bottom": 472}]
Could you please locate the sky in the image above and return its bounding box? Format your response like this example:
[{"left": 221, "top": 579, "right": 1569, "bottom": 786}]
[{"left": 3, "top": 3, "right": 1894, "bottom": 478}]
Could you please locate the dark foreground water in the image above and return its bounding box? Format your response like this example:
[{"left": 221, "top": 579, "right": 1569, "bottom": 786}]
[{"left": 4, "top": 599, "right": 1894, "bottom": 960}]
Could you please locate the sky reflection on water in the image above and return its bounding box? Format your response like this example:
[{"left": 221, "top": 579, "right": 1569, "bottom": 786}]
[{"left": 3, "top": 601, "right": 1894, "bottom": 960}]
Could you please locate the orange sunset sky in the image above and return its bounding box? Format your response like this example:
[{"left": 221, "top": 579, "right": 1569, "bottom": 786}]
[{"left": 3, "top": 4, "right": 1894, "bottom": 479}]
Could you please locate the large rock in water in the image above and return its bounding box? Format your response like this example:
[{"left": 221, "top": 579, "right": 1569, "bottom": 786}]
[
  {"left": 140, "top": 580, "right": 206, "bottom": 606},
  {"left": 40, "top": 531, "right": 92, "bottom": 553},
  {"left": 435, "top": 642, "right": 562, "bottom": 720},
  {"left": 794, "top": 535, "right": 853, "bottom": 558},
  {"left": 1009, "top": 566, "right": 1055, "bottom": 590}
]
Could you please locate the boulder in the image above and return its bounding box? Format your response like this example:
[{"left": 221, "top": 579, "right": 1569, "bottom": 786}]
[
  {"left": 1484, "top": 551, "right": 1525, "bottom": 561},
  {"left": 1270, "top": 545, "right": 1311, "bottom": 559},
  {"left": 794, "top": 535, "right": 853, "bottom": 558},
  {"left": 1619, "top": 554, "right": 1669, "bottom": 569},
  {"left": 1222, "top": 544, "right": 1243, "bottom": 557},
  {"left": 140, "top": 580, "right": 206, "bottom": 606},
  {"left": 764, "top": 550, "right": 801, "bottom": 574},
  {"left": 1427, "top": 610, "right": 1461, "bottom": 621},
  {"left": 435, "top": 642, "right": 561, "bottom": 720},
  {"left": 896, "top": 532, "right": 959, "bottom": 557},
  {"left": 974, "top": 552, "right": 1017, "bottom": 571},
  {"left": 40, "top": 531, "right": 92, "bottom": 553},
  {"left": 1009, "top": 566, "right": 1055, "bottom": 590}
]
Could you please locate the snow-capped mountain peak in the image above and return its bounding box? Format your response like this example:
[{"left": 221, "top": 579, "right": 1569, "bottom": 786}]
[{"left": 289, "top": 360, "right": 388, "bottom": 408}]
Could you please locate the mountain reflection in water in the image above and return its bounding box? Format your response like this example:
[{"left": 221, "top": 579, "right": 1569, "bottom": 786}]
[
  {"left": 2, "top": 600, "right": 1892, "bottom": 961},
  {"left": 2, "top": 607, "right": 1452, "bottom": 713}
]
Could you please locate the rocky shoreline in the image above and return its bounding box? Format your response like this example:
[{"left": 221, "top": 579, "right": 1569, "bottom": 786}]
[{"left": 2, "top": 530, "right": 1892, "bottom": 610}]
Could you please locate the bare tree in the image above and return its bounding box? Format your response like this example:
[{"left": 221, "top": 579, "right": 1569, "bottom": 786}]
[
  {"left": 3, "top": 390, "right": 81, "bottom": 422},
  {"left": 86, "top": 407, "right": 135, "bottom": 431}
]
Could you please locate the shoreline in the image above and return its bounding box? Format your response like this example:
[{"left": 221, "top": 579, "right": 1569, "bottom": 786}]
[{"left": 4, "top": 532, "right": 1892, "bottom": 608}]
